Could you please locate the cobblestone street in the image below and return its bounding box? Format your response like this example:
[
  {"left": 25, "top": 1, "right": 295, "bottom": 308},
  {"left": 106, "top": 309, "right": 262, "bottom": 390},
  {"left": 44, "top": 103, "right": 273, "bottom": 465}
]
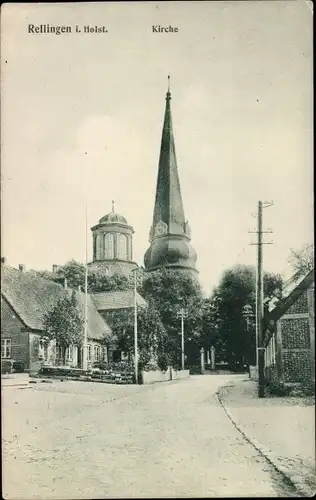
[{"left": 2, "top": 375, "right": 297, "bottom": 499}]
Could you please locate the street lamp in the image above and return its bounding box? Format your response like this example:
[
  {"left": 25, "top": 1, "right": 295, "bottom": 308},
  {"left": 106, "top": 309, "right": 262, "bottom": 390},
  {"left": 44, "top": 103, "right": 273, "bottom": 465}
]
[
  {"left": 243, "top": 303, "right": 256, "bottom": 369},
  {"left": 128, "top": 267, "right": 144, "bottom": 384},
  {"left": 176, "top": 308, "right": 188, "bottom": 370}
]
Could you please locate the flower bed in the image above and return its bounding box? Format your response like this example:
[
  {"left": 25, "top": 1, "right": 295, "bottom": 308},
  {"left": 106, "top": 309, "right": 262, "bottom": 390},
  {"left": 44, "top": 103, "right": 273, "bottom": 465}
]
[{"left": 36, "top": 364, "right": 135, "bottom": 384}]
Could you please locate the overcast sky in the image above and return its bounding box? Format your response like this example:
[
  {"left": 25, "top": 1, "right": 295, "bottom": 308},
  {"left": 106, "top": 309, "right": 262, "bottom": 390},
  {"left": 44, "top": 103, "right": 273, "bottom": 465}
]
[{"left": 1, "top": 1, "right": 313, "bottom": 293}]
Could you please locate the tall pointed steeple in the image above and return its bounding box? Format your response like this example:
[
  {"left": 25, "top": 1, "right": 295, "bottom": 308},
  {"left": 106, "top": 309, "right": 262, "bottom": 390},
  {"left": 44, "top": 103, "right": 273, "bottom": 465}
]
[{"left": 144, "top": 79, "right": 198, "bottom": 274}]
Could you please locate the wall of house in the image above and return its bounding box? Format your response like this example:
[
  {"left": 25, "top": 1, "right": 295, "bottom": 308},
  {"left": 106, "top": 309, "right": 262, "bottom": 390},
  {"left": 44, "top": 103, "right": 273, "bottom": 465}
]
[
  {"left": 266, "top": 284, "right": 315, "bottom": 388},
  {"left": 29, "top": 333, "right": 43, "bottom": 373},
  {"left": 1, "top": 297, "right": 30, "bottom": 369},
  {"left": 41, "top": 340, "right": 106, "bottom": 368}
]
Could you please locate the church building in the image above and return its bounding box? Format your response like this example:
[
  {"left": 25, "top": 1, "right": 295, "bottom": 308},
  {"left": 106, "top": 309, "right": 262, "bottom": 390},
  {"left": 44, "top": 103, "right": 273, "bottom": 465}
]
[{"left": 144, "top": 79, "right": 198, "bottom": 275}]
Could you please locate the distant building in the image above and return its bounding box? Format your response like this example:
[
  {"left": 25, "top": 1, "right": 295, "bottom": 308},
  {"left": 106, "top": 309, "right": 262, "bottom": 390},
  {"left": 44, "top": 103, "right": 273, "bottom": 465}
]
[
  {"left": 90, "top": 290, "right": 147, "bottom": 325},
  {"left": 1, "top": 264, "right": 112, "bottom": 371},
  {"left": 90, "top": 290, "right": 147, "bottom": 362},
  {"left": 144, "top": 82, "right": 198, "bottom": 275},
  {"left": 1, "top": 262, "right": 149, "bottom": 370},
  {"left": 264, "top": 269, "right": 315, "bottom": 390}
]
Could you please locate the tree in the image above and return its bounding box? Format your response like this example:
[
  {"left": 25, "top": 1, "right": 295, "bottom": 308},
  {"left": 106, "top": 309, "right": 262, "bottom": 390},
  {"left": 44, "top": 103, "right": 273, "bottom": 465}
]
[
  {"left": 111, "top": 304, "right": 168, "bottom": 371},
  {"left": 288, "top": 243, "right": 314, "bottom": 280},
  {"left": 140, "top": 268, "right": 204, "bottom": 367},
  {"left": 210, "top": 264, "right": 283, "bottom": 369},
  {"left": 42, "top": 290, "right": 84, "bottom": 365},
  {"left": 60, "top": 260, "right": 85, "bottom": 289},
  {"left": 29, "top": 260, "right": 130, "bottom": 293},
  {"left": 88, "top": 269, "right": 129, "bottom": 293}
]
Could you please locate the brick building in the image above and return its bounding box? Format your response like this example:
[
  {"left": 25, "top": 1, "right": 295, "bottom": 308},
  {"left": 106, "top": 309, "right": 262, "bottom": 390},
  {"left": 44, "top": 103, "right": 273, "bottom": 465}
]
[
  {"left": 264, "top": 269, "right": 314, "bottom": 390},
  {"left": 1, "top": 264, "right": 112, "bottom": 372}
]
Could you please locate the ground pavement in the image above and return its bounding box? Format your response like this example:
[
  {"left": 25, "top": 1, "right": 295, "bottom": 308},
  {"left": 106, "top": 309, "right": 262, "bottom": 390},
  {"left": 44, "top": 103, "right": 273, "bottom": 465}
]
[
  {"left": 218, "top": 377, "right": 316, "bottom": 497},
  {"left": 2, "top": 374, "right": 300, "bottom": 499}
]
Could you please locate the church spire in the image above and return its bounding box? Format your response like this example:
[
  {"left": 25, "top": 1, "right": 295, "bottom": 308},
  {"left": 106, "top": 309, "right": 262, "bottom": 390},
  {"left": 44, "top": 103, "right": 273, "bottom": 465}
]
[
  {"left": 151, "top": 76, "right": 186, "bottom": 233},
  {"left": 144, "top": 81, "right": 198, "bottom": 274}
]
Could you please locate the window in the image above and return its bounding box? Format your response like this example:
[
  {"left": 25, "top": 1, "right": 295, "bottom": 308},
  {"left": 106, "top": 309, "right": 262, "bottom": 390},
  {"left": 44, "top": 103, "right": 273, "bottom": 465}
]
[
  {"left": 1, "top": 339, "right": 11, "bottom": 359},
  {"left": 104, "top": 233, "right": 114, "bottom": 259},
  {"left": 39, "top": 340, "right": 48, "bottom": 360},
  {"left": 65, "top": 346, "right": 73, "bottom": 361},
  {"left": 94, "top": 345, "right": 100, "bottom": 362},
  {"left": 272, "top": 333, "right": 276, "bottom": 364},
  {"left": 95, "top": 235, "right": 102, "bottom": 260},
  {"left": 87, "top": 345, "right": 92, "bottom": 362},
  {"left": 93, "top": 235, "right": 97, "bottom": 260},
  {"left": 56, "top": 346, "right": 63, "bottom": 363},
  {"left": 118, "top": 233, "right": 128, "bottom": 260}
]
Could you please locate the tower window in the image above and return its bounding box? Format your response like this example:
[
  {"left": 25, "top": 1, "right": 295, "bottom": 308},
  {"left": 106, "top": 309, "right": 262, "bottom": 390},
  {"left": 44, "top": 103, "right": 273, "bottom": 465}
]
[
  {"left": 95, "top": 234, "right": 102, "bottom": 260},
  {"left": 104, "top": 233, "right": 114, "bottom": 259},
  {"left": 118, "top": 233, "right": 128, "bottom": 260},
  {"left": 93, "top": 235, "right": 97, "bottom": 260}
]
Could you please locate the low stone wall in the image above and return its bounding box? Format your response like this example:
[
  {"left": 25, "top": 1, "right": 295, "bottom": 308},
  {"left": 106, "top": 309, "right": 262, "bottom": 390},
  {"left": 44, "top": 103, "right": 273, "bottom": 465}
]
[
  {"left": 141, "top": 370, "right": 170, "bottom": 384},
  {"left": 171, "top": 369, "right": 190, "bottom": 380},
  {"left": 141, "top": 368, "right": 190, "bottom": 384}
]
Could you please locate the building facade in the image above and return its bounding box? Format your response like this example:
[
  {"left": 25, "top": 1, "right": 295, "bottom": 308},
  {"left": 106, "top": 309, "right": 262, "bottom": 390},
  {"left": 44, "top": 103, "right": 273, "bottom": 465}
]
[
  {"left": 1, "top": 265, "right": 112, "bottom": 372},
  {"left": 264, "top": 269, "right": 315, "bottom": 390}
]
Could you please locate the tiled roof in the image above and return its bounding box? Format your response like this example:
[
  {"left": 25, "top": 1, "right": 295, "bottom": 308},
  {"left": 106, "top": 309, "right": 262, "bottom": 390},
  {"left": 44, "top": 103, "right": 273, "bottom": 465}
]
[
  {"left": 1, "top": 265, "right": 112, "bottom": 341},
  {"left": 88, "top": 261, "right": 138, "bottom": 278},
  {"left": 90, "top": 290, "right": 147, "bottom": 311},
  {"left": 266, "top": 268, "right": 314, "bottom": 324}
]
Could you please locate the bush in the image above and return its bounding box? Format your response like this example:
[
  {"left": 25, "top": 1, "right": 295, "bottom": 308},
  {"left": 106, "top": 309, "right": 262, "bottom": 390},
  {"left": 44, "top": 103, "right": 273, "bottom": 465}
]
[
  {"left": 13, "top": 360, "right": 25, "bottom": 373},
  {"left": 288, "top": 383, "right": 315, "bottom": 397},
  {"left": 96, "top": 360, "right": 134, "bottom": 373},
  {"left": 1, "top": 359, "right": 14, "bottom": 374},
  {"left": 157, "top": 353, "right": 169, "bottom": 372},
  {"left": 267, "top": 381, "right": 291, "bottom": 396}
]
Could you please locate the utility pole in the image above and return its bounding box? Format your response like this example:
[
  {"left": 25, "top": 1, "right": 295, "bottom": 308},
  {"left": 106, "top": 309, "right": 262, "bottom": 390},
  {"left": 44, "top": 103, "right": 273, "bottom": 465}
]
[
  {"left": 82, "top": 150, "right": 89, "bottom": 372},
  {"left": 133, "top": 270, "right": 139, "bottom": 384},
  {"left": 249, "top": 200, "right": 274, "bottom": 398},
  {"left": 177, "top": 308, "right": 188, "bottom": 370},
  {"left": 129, "top": 268, "right": 144, "bottom": 384}
]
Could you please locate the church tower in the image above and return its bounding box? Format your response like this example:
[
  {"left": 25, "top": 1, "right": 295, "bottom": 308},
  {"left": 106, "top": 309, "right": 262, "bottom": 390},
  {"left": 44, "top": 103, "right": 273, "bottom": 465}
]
[
  {"left": 89, "top": 202, "right": 138, "bottom": 277},
  {"left": 144, "top": 79, "right": 198, "bottom": 275}
]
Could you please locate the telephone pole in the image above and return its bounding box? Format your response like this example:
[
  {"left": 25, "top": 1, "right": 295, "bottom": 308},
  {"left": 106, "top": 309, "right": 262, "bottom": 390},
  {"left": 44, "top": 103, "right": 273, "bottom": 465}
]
[
  {"left": 176, "top": 308, "right": 188, "bottom": 370},
  {"left": 249, "top": 201, "right": 274, "bottom": 398}
]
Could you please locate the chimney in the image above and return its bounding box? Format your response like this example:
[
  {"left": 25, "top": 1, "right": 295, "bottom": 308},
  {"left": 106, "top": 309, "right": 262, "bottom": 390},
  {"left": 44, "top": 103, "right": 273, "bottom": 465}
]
[
  {"left": 19, "top": 264, "right": 25, "bottom": 272},
  {"left": 52, "top": 264, "right": 58, "bottom": 273},
  {"left": 64, "top": 277, "right": 68, "bottom": 289},
  {"left": 1, "top": 257, "right": 6, "bottom": 265}
]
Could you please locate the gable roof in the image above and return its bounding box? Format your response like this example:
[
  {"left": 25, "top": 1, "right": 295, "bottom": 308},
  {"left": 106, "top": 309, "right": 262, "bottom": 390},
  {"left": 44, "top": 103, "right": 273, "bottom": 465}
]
[
  {"left": 1, "top": 265, "right": 112, "bottom": 341},
  {"left": 90, "top": 290, "right": 147, "bottom": 311},
  {"left": 266, "top": 268, "right": 314, "bottom": 324}
]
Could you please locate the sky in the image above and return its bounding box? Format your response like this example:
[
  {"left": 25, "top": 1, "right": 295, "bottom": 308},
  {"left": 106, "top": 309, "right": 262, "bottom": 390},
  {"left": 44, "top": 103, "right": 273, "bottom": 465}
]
[{"left": 1, "top": 1, "right": 313, "bottom": 294}]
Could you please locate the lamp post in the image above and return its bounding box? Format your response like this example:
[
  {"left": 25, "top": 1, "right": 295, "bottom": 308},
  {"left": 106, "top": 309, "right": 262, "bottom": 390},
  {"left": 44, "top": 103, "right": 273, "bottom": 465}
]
[
  {"left": 176, "top": 308, "right": 188, "bottom": 370},
  {"left": 243, "top": 303, "right": 255, "bottom": 370},
  {"left": 128, "top": 267, "right": 144, "bottom": 384}
]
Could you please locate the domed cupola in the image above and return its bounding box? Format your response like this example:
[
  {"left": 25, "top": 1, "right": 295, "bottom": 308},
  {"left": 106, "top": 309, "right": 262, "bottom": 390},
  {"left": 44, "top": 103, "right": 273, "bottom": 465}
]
[
  {"left": 90, "top": 202, "right": 137, "bottom": 276},
  {"left": 99, "top": 212, "right": 128, "bottom": 225},
  {"left": 144, "top": 78, "right": 198, "bottom": 275}
]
